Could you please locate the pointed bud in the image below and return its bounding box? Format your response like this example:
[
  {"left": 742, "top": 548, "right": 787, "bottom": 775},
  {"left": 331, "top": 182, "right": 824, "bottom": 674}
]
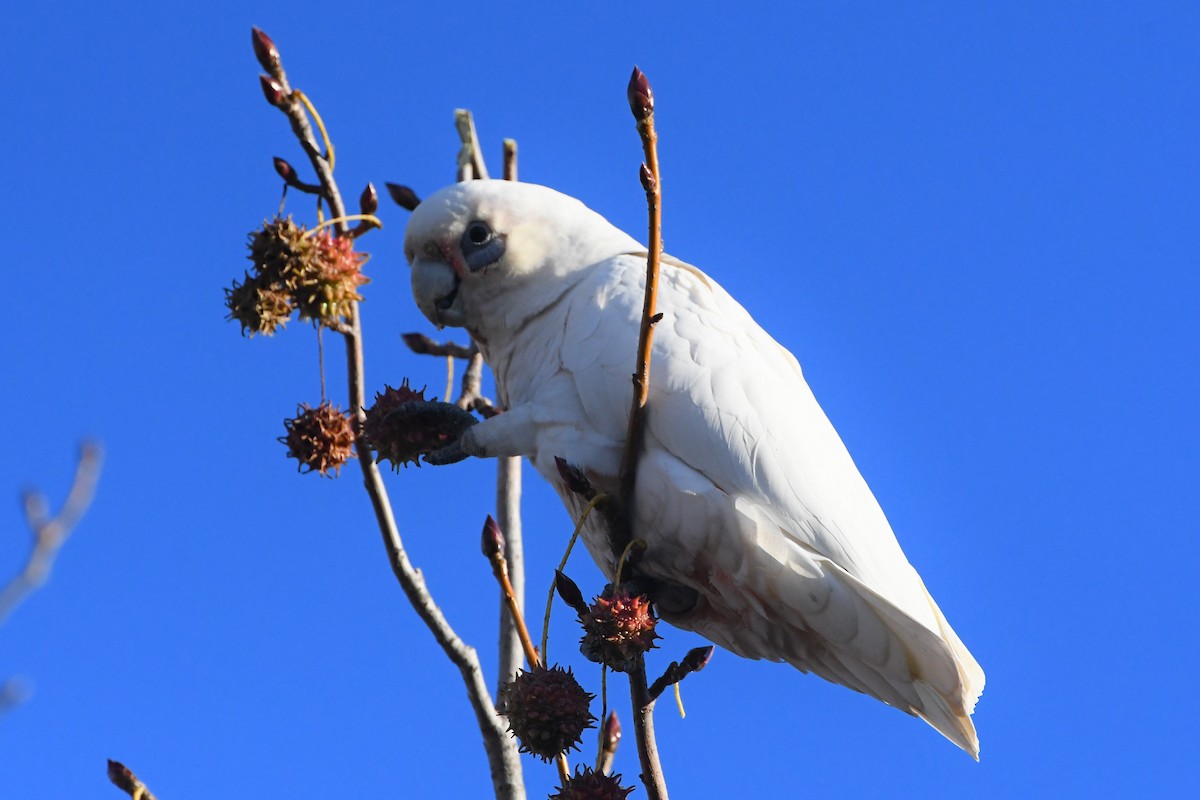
[
  {"left": 251, "top": 27, "right": 280, "bottom": 72},
  {"left": 273, "top": 157, "right": 295, "bottom": 182},
  {"left": 359, "top": 183, "right": 379, "bottom": 216},
  {"left": 627, "top": 66, "right": 654, "bottom": 121},
  {"left": 603, "top": 710, "right": 622, "bottom": 752},
  {"left": 639, "top": 163, "right": 656, "bottom": 193},
  {"left": 554, "top": 456, "right": 594, "bottom": 497},
  {"left": 260, "top": 74, "right": 287, "bottom": 108},
  {"left": 681, "top": 645, "right": 715, "bottom": 675},
  {"left": 106, "top": 760, "right": 137, "bottom": 793},
  {"left": 482, "top": 514, "right": 505, "bottom": 560},
  {"left": 386, "top": 182, "right": 421, "bottom": 211},
  {"left": 555, "top": 570, "right": 589, "bottom": 616}
]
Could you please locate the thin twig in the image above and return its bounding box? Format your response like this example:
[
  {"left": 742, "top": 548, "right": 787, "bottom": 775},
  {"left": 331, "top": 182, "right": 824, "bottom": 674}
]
[
  {"left": 482, "top": 517, "right": 538, "bottom": 667},
  {"left": 451, "top": 348, "right": 501, "bottom": 418},
  {"left": 0, "top": 442, "right": 103, "bottom": 624},
  {"left": 483, "top": 517, "right": 571, "bottom": 785},
  {"left": 401, "top": 336, "right": 499, "bottom": 415},
  {"left": 456, "top": 109, "right": 490, "bottom": 180},
  {"left": 619, "top": 65, "right": 669, "bottom": 800},
  {"left": 628, "top": 662, "right": 665, "bottom": 797},
  {"left": 647, "top": 646, "right": 715, "bottom": 702},
  {"left": 502, "top": 139, "right": 518, "bottom": 182},
  {"left": 107, "top": 760, "right": 158, "bottom": 800},
  {"left": 493, "top": 134, "right": 526, "bottom": 696},
  {"left": 457, "top": 349, "right": 485, "bottom": 410},
  {"left": 401, "top": 332, "right": 476, "bottom": 360},
  {"left": 616, "top": 66, "right": 664, "bottom": 552},
  {"left": 541, "top": 495, "right": 607, "bottom": 662},
  {"left": 495, "top": 454, "right": 523, "bottom": 694},
  {"left": 253, "top": 27, "right": 524, "bottom": 799}
]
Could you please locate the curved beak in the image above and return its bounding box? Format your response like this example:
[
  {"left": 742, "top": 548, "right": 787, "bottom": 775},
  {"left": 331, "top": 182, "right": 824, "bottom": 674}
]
[{"left": 411, "top": 259, "right": 466, "bottom": 329}]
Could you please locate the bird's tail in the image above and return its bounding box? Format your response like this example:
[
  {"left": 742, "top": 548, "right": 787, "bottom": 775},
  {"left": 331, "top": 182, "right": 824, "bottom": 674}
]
[{"left": 850, "top": 573, "right": 985, "bottom": 758}]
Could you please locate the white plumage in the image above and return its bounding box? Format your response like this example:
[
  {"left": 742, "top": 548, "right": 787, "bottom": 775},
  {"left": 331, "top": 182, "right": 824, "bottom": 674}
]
[{"left": 405, "top": 180, "right": 984, "bottom": 756}]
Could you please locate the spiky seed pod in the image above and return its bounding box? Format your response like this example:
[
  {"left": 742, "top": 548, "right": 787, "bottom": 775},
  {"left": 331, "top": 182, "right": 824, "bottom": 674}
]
[
  {"left": 360, "top": 381, "right": 477, "bottom": 470},
  {"left": 225, "top": 272, "right": 295, "bottom": 336},
  {"left": 279, "top": 402, "right": 354, "bottom": 477},
  {"left": 291, "top": 230, "right": 369, "bottom": 325},
  {"left": 579, "top": 588, "right": 660, "bottom": 673},
  {"left": 359, "top": 381, "right": 428, "bottom": 468},
  {"left": 498, "top": 665, "right": 595, "bottom": 762},
  {"left": 549, "top": 765, "right": 635, "bottom": 800},
  {"left": 247, "top": 216, "right": 318, "bottom": 292},
  {"left": 235, "top": 218, "right": 369, "bottom": 332}
]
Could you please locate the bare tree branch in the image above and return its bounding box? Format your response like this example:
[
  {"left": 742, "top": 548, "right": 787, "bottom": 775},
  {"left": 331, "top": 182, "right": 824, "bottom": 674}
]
[
  {"left": 0, "top": 441, "right": 103, "bottom": 624},
  {"left": 647, "top": 646, "right": 714, "bottom": 702},
  {"left": 252, "top": 28, "right": 524, "bottom": 799},
  {"left": 496, "top": 140, "right": 525, "bottom": 695},
  {"left": 483, "top": 516, "right": 571, "bottom": 786},
  {"left": 495, "top": 455, "right": 523, "bottom": 693},
  {"left": 619, "top": 65, "right": 669, "bottom": 800},
  {"left": 617, "top": 66, "right": 664, "bottom": 552},
  {"left": 456, "top": 108, "right": 490, "bottom": 180},
  {"left": 401, "top": 332, "right": 476, "bottom": 360}
]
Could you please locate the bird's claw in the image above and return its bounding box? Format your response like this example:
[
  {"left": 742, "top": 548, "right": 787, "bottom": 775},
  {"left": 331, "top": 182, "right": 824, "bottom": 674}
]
[{"left": 423, "top": 440, "right": 470, "bottom": 465}]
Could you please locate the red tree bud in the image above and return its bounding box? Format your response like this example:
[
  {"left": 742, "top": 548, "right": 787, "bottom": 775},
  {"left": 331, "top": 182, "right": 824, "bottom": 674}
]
[
  {"left": 359, "top": 182, "right": 379, "bottom": 215},
  {"left": 627, "top": 66, "right": 654, "bottom": 120},
  {"left": 482, "top": 514, "right": 506, "bottom": 559},
  {"left": 386, "top": 182, "right": 421, "bottom": 211},
  {"left": 251, "top": 27, "right": 280, "bottom": 72},
  {"left": 639, "top": 163, "right": 657, "bottom": 192},
  {"left": 260, "top": 74, "right": 287, "bottom": 108},
  {"left": 555, "top": 570, "right": 589, "bottom": 616},
  {"left": 273, "top": 156, "right": 295, "bottom": 182},
  {"left": 602, "top": 709, "right": 622, "bottom": 751},
  {"left": 107, "top": 760, "right": 136, "bottom": 793},
  {"left": 681, "top": 645, "right": 715, "bottom": 674}
]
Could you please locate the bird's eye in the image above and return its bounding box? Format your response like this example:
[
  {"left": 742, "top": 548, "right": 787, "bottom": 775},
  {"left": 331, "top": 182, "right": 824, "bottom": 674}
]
[
  {"left": 466, "top": 221, "right": 492, "bottom": 245},
  {"left": 460, "top": 220, "right": 506, "bottom": 272}
]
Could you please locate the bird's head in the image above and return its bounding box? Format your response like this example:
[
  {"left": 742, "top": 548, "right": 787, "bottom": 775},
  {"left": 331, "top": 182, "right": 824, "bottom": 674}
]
[{"left": 404, "top": 180, "right": 641, "bottom": 334}]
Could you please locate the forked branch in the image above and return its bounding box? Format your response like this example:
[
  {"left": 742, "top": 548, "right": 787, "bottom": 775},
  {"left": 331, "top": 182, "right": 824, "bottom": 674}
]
[
  {"left": 251, "top": 27, "right": 523, "bottom": 799},
  {"left": 0, "top": 441, "right": 103, "bottom": 624}
]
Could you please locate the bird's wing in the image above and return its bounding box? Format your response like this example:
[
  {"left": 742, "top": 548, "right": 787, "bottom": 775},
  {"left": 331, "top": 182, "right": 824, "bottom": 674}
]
[{"left": 554, "top": 253, "right": 983, "bottom": 755}]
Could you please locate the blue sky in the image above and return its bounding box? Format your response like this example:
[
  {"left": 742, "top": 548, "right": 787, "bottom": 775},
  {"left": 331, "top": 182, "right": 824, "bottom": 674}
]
[{"left": 2, "top": 1, "right": 1197, "bottom": 797}]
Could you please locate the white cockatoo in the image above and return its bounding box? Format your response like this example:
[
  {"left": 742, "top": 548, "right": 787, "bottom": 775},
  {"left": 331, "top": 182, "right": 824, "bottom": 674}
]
[{"left": 405, "top": 179, "right": 984, "bottom": 756}]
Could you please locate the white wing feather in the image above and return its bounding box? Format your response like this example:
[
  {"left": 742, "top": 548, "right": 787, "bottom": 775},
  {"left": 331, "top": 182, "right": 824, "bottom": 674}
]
[{"left": 507, "top": 252, "right": 983, "bottom": 756}]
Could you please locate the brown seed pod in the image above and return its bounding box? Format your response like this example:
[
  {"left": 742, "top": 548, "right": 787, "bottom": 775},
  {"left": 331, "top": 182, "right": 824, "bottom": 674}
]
[
  {"left": 549, "top": 765, "right": 635, "bottom": 800},
  {"left": 291, "top": 230, "right": 369, "bottom": 325},
  {"left": 225, "top": 271, "right": 294, "bottom": 336},
  {"left": 498, "top": 665, "right": 595, "bottom": 762},
  {"left": 279, "top": 402, "right": 354, "bottom": 477},
  {"left": 360, "top": 382, "right": 477, "bottom": 470}
]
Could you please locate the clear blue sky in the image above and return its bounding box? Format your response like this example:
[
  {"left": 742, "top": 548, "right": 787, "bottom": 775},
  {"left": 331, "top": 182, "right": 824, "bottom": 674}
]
[{"left": 2, "top": 2, "right": 1197, "bottom": 797}]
